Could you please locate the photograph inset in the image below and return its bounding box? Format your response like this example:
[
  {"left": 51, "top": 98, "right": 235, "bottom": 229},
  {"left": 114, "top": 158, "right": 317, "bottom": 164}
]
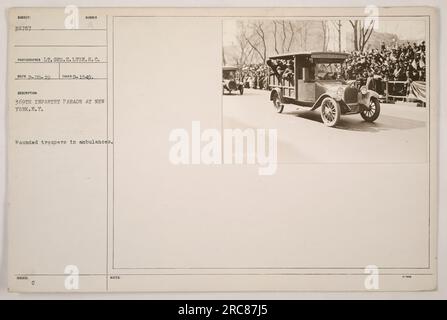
[{"left": 222, "top": 19, "right": 428, "bottom": 163}]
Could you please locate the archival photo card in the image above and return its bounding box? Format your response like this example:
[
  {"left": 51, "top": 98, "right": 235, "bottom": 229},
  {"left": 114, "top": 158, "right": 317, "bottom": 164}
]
[{"left": 7, "top": 6, "right": 438, "bottom": 292}]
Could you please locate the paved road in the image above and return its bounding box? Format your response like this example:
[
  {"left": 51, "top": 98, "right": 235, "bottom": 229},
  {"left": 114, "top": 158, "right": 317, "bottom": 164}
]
[{"left": 223, "top": 89, "right": 428, "bottom": 163}]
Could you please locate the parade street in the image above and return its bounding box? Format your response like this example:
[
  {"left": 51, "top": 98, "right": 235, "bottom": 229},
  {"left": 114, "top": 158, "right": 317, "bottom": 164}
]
[{"left": 223, "top": 89, "right": 428, "bottom": 163}]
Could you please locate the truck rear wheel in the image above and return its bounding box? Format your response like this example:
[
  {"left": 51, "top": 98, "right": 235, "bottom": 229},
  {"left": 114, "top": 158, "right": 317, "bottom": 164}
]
[{"left": 272, "top": 93, "right": 284, "bottom": 113}]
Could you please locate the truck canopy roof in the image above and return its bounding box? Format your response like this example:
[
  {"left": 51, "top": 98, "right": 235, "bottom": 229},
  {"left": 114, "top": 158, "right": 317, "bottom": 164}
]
[
  {"left": 269, "top": 51, "right": 349, "bottom": 62},
  {"left": 223, "top": 66, "right": 238, "bottom": 71}
]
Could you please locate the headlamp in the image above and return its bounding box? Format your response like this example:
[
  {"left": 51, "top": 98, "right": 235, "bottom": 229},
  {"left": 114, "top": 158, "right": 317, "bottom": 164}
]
[
  {"left": 335, "top": 87, "right": 344, "bottom": 101},
  {"left": 360, "top": 86, "right": 368, "bottom": 95}
]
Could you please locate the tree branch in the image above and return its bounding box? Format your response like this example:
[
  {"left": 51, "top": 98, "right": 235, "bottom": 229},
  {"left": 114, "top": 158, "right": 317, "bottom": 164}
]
[
  {"left": 287, "top": 21, "right": 295, "bottom": 52},
  {"left": 244, "top": 36, "right": 264, "bottom": 63}
]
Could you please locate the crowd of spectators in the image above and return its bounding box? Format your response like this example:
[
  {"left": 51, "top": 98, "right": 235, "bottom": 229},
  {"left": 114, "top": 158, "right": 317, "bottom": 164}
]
[
  {"left": 236, "top": 64, "right": 270, "bottom": 89},
  {"left": 344, "top": 41, "right": 426, "bottom": 94}
]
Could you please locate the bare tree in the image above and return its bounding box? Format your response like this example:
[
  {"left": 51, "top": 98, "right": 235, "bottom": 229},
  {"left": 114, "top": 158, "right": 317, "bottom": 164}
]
[
  {"left": 299, "top": 21, "right": 309, "bottom": 51},
  {"left": 272, "top": 20, "right": 291, "bottom": 53},
  {"left": 222, "top": 47, "right": 226, "bottom": 65},
  {"left": 359, "top": 20, "right": 375, "bottom": 51},
  {"left": 235, "top": 23, "right": 254, "bottom": 66},
  {"left": 321, "top": 21, "right": 329, "bottom": 51},
  {"left": 244, "top": 20, "right": 268, "bottom": 63},
  {"left": 331, "top": 20, "right": 342, "bottom": 52},
  {"left": 349, "top": 20, "right": 359, "bottom": 51},
  {"left": 281, "top": 20, "right": 287, "bottom": 52},
  {"left": 287, "top": 21, "right": 295, "bottom": 52}
]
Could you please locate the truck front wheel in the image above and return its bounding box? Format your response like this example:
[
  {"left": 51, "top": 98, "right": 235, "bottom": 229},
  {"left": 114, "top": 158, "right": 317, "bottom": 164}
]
[
  {"left": 320, "top": 97, "right": 340, "bottom": 127},
  {"left": 361, "top": 97, "right": 380, "bottom": 122}
]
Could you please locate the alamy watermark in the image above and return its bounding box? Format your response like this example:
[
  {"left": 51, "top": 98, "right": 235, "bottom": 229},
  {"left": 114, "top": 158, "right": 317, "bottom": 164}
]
[
  {"left": 364, "top": 265, "right": 380, "bottom": 290},
  {"left": 64, "top": 265, "right": 80, "bottom": 290},
  {"left": 64, "top": 5, "right": 79, "bottom": 29},
  {"left": 169, "top": 121, "right": 278, "bottom": 175}
]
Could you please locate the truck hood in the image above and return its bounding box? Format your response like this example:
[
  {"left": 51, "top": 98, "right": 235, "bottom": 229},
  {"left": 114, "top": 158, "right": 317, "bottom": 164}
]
[
  {"left": 315, "top": 80, "right": 357, "bottom": 98},
  {"left": 316, "top": 80, "right": 349, "bottom": 92},
  {"left": 315, "top": 80, "right": 359, "bottom": 104}
]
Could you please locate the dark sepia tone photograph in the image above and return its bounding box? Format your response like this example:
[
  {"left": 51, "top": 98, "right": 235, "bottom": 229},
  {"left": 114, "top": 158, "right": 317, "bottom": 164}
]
[{"left": 222, "top": 18, "right": 428, "bottom": 163}]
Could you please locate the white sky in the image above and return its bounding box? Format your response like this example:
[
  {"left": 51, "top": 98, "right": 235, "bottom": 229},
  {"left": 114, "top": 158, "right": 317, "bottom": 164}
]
[{"left": 376, "top": 20, "right": 426, "bottom": 40}]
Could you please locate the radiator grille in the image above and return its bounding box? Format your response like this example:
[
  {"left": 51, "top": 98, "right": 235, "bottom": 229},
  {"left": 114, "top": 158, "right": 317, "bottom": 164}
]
[{"left": 344, "top": 87, "right": 358, "bottom": 103}]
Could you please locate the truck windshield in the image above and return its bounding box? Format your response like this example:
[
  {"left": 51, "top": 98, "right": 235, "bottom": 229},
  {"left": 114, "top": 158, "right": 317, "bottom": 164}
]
[
  {"left": 315, "top": 63, "right": 344, "bottom": 80},
  {"left": 223, "top": 70, "right": 236, "bottom": 80}
]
